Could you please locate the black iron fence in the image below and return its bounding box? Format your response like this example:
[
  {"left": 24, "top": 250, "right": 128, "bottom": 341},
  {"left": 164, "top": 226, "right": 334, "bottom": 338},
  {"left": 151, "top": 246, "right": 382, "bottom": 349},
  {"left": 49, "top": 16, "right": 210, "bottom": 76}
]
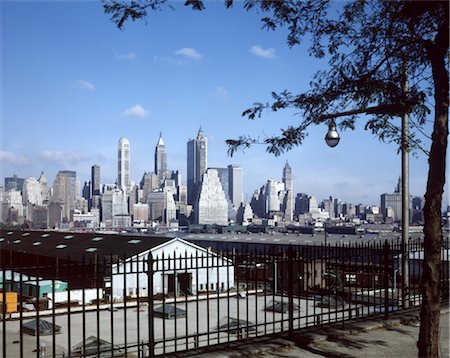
[{"left": 1, "top": 237, "right": 449, "bottom": 357}]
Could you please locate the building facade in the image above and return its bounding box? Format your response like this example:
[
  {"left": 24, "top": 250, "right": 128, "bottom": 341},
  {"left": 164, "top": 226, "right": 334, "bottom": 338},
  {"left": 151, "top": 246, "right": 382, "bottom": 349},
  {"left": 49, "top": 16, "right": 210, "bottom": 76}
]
[
  {"left": 187, "top": 128, "right": 207, "bottom": 205},
  {"left": 118, "top": 137, "right": 131, "bottom": 193},
  {"left": 196, "top": 169, "right": 228, "bottom": 226},
  {"left": 228, "top": 164, "right": 243, "bottom": 208},
  {"left": 51, "top": 170, "right": 80, "bottom": 222},
  {"left": 282, "top": 161, "right": 293, "bottom": 222},
  {"left": 111, "top": 238, "right": 235, "bottom": 298}
]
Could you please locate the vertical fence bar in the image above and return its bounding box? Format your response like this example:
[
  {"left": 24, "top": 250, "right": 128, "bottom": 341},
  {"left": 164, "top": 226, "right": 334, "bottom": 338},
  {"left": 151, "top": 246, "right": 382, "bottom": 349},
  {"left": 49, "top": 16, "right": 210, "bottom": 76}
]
[
  {"left": 185, "top": 251, "right": 189, "bottom": 351},
  {"left": 81, "top": 257, "right": 86, "bottom": 358},
  {"left": 216, "top": 249, "right": 220, "bottom": 344},
  {"left": 162, "top": 251, "right": 166, "bottom": 355},
  {"left": 384, "top": 240, "right": 390, "bottom": 319},
  {"left": 254, "top": 246, "right": 258, "bottom": 336},
  {"left": 2, "top": 268, "right": 6, "bottom": 358},
  {"left": 236, "top": 248, "right": 240, "bottom": 339},
  {"left": 245, "top": 248, "right": 249, "bottom": 339},
  {"left": 67, "top": 256, "right": 72, "bottom": 357},
  {"left": 110, "top": 254, "right": 115, "bottom": 357},
  {"left": 174, "top": 249, "right": 178, "bottom": 353},
  {"left": 147, "top": 253, "right": 155, "bottom": 357},
  {"left": 226, "top": 248, "right": 230, "bottom": 345},
  {"left": 195, "top": 251, "right": 199, "bottom": 349},
  {"left": 272, "top": 248, "right": 276, "bottom": 334},
  {"left": 288, "top": 245, "right": 294, "bottom": 339},
  {"left": 50, "top": 258, "right": 56, "bottom": 358},
  {"left": 96, "top": 255, "right": 101, "bottom": 358},
  {"left": 123, "top": 252, "right": 128, "bottom": 357},
  {"left": 279, "top": 248, "right": 285, "bottom": 332},
  {"left": 136, "top": 255, "right": 141, "bottom": 357},
  {"left": 19, "top": 272, "right": 24, "bottom": 358},
  {"left": 263, "top": 245, "right": 267, "bottom": 335},
  {"left": 206, "top": 249, "right": 210, "bottom": 346},
  {"left": 35, "top": 272, "right": 40, "bottom": 358}
]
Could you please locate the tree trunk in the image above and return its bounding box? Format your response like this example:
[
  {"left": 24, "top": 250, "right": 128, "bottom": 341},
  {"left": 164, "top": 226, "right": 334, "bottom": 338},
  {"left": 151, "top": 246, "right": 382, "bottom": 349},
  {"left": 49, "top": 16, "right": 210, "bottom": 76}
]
[{"left": 418, "top": 22, "right": 449, "bottom": 357}]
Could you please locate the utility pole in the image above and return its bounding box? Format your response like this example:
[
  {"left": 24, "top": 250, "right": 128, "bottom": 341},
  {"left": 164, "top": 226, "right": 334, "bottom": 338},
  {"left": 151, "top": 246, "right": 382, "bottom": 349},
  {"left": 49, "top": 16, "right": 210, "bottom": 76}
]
[{"left": 401, "top": 62, "right": 410, "bottom": 308}]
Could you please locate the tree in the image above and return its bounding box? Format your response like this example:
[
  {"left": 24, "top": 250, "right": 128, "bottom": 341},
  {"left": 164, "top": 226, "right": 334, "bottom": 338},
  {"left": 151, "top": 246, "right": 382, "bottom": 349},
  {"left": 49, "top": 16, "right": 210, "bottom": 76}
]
[{"left": 103, "top": 1, "right": 448, "bottom": 356}]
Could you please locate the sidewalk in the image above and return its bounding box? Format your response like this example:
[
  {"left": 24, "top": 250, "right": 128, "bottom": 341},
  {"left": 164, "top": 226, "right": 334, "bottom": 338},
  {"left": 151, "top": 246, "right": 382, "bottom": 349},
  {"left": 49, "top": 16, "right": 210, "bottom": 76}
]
[{"left": 169, "top": 304, "right": 449, "bottom": 358}]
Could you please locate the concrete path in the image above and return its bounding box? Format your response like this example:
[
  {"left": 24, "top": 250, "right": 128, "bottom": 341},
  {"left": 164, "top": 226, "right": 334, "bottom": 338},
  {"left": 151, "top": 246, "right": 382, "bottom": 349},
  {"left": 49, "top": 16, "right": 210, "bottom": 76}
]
[{"left": 168, "top": 305, "right": 449, "bottom": 358}]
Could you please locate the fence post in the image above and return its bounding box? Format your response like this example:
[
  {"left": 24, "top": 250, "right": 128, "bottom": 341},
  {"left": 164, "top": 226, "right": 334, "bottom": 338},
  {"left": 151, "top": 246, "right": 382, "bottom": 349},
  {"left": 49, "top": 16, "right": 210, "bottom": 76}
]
[
  {"left": 288, "top": 245, "right": 294, "bottom": 339},
  {"left": 147, "top": 254, "right": 155, "bottom": 357},
  {"left": 383, "top": 240, "right": 390, "bottom": 320}
]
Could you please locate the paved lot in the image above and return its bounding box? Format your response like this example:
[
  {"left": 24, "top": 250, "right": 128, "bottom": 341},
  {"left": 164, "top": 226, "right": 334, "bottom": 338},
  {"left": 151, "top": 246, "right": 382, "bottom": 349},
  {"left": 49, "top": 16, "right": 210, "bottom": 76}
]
[{"left": 1, "top": 294, "right": 376, "bottom": 357}]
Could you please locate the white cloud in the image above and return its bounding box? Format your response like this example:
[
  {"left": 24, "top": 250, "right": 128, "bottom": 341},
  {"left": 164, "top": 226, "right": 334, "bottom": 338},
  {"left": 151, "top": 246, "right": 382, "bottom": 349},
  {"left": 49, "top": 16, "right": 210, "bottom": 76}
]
[
  {"left": 215, "top": 86, "right": 229, "bottom": 101},
  {"left": 122, "top": 104, "right": 150, "bottom": 119},
  {"left": 250, "top": 45, "right": 276, "bottom": 59},
  {"left": 115, "top": 51, "right": 136, "bottom": 60},
  {"left": 0, "top": 151, "right": 31, "bottom": 166},
  {"left": 175, "top": 47, "right": 203, "bottom": 60},
  {"left": 39, "top": 150, "right": 89, "bottom": 165},
  {"left": 76, "top": 80, "right": 95, "bottom": 91},
  {"left": 153, "top": 56, "right": 186, "bottom": 66}
]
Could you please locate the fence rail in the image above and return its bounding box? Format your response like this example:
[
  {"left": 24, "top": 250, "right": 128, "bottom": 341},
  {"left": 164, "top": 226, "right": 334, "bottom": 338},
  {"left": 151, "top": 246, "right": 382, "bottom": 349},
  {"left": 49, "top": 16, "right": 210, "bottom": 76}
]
[{"left": 1, "top": 237, "right": 449, "bottom": 357}]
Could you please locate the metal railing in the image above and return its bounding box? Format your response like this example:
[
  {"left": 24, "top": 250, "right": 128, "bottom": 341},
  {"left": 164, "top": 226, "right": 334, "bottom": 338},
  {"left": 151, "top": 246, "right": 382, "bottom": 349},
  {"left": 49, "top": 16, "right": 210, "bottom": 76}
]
[{"left": 1, "top": 237, "right": 449, "bottom": 357}]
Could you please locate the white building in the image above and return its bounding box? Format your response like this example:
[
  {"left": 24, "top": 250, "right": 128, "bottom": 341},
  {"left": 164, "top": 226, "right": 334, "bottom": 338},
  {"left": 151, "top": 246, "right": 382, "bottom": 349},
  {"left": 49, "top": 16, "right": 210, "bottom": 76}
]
[
  {"left": 196, "top": 169, "right": 228, "bottom": 226},
  {"left": 22, "top": 177, "right": 43, "bottom": 206},
  {"left": 265, "top": 179, "right": 285, "bottom": 213},
  {"left": 111, "top": 237, "right": 235, "bottom": 299},
  {"left": 0, "top": 189, "right": 23, "bottom": 222},
  {"left": 102, "top": 188, "right": 128, "bottom": 223}
]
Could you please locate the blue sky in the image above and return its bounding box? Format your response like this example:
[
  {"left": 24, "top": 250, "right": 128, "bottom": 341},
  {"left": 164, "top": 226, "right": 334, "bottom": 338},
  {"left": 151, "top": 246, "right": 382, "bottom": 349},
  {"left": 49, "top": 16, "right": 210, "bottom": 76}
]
[{"left": 1, "top": 0, "right": 439, "bottom": 206}]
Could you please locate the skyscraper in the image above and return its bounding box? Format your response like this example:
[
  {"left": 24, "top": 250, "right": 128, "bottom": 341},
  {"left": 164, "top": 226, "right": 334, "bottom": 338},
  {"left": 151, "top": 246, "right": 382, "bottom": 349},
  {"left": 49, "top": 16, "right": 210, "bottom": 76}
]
[
  {"left": 91, "top": 164, "right": 100, "bottom": 196},
  {"left": 118, "top": 137, "right": 131, "bottom": 193},
  {"left": 187, "top": 127, "right": 207, "bottom": 205},
  {"left": 51, "top": 170, "right": 80, "bottom": 222},
  {"left": 282, "top": 160, "right": 294, "bottom": 222},
  {"left": 154, "top": 132, "right": 168, "bottom": 183},
  {"left": 228, "top": 164, "right": 243, "bottom": 208}
]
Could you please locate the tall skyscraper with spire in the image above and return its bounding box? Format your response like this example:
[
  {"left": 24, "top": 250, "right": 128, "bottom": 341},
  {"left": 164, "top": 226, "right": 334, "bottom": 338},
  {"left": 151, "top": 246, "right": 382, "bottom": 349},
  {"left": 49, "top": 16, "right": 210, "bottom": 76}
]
[
  {"left": 187, "top": 127, "right": 207, "bottom": 205},
  {"left": 154, "top": 132, "right": 168, "bottom": 183},
  {"left": 282, "top": 160, "right": 294, "bottom": 222},
  {"left": 118, "top": 137, "right": 131, "bottom": 193}
]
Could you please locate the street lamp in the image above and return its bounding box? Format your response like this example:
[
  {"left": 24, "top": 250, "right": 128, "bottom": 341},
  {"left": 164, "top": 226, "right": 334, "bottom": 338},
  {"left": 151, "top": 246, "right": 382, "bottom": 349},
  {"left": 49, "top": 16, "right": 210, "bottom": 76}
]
[{"left": 325, "top": 121, "right": 340, "bottom": 147}]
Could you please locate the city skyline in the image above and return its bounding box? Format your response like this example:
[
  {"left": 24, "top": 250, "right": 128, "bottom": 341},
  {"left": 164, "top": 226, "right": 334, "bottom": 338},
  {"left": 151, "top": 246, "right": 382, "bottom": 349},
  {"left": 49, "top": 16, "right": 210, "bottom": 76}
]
[{"left": 1, "top": 1, "right": 437, "bottom": 206}]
